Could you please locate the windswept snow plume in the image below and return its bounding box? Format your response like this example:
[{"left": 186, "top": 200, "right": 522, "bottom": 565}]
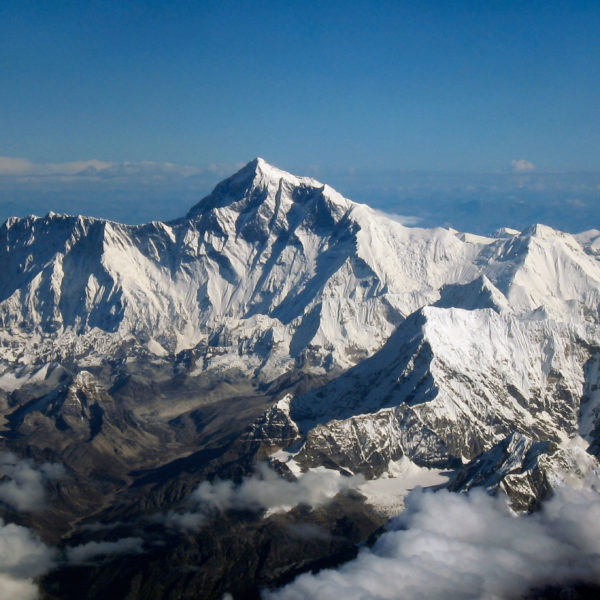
[
  {"left": 66, "top": 537, "right": 144, "bottom": 563},
  {"left": 265, "top": 486, "right": 600, "bottom": 600},
  {"left": 372, "top": 209, "right": 422, "bottom": 226},
  {"left": 0, "top": 453, "right": 65, "bottom": 512},
  {"left": 164, "top": 464, "right": 364, "bottom": 529},
  {"left": 0, "top": 519, "right": 55, "bottom": 600}
]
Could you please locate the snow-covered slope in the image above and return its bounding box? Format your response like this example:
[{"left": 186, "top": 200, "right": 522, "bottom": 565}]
[
  {"left": 0, "top": 158, "right": 488, "bottom": 380},
  {"left": 257, "top": 306, "right": 592, "bottom": 476},
  {"left": 5, "top": 159, "right": 600, "bottom": 600},
  {"left": 2, "top": 158, "right": 600, "bottom": 506}
]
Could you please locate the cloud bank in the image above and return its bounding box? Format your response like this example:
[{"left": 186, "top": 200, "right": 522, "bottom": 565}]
[
  {"left": 1, "top": 154, "right": 599, "bottom": 234},
  {"left": 0, "top": 519, "right": 55, "bottom": 600},
  {"left": 0, "top": 155, "right": 242, "bottom": 225},
  {"left": 265, "top": 486, "right": 600, "bottom": 600},
  {"left": 0, "top": 452, "right": 65, "bottom": 512},
  {"left": 0, "top": 155, "right": 239, "bottom": 180},
  {"left": 164, "top": 464, "right": 364, "bottom": 529}
]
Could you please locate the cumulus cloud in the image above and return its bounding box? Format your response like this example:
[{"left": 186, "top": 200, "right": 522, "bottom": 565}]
[
  {"left": 265, "top": 485, "right": 600, "bottom": 600},
  {"left": 512, "top": 158, "right": 536, "bottom": 172},
  {"left": 66, "top": 537, "right": 144, "bottom": 563},
  {"left": 194, "top": 464, "right": 362, "bottom": 513},
  {"left": 0, "top": 453, "right": 65, "bottom": 512},
  {"left": 0, "top": 518, "right": 56, "bottom": 600},
  {"left": 163, "top": 464, "right": 364, "bottom": 529}
]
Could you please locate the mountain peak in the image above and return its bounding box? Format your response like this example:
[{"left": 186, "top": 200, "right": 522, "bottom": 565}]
[
  {"left": 243, "top": 157, "right": 323, "bottom": 188},
  {"left": 522, "top": 223, "right": 560, "bottom": 239},
  {"left": 186, "top": 158, "right": 350, "bottom": 220}
]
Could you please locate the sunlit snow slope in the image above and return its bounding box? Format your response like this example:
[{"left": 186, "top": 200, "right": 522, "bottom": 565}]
[
  {"left": 0, "top": 158, "right": 487, "bottom": 378},
  {"left": 2, "top": 158, "right": 600, "bottom": 508}
]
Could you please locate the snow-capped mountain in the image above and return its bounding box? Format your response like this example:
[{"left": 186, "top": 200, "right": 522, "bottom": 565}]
[
  {"left": 0, "top": 158, "right": 489, "bottom": 381},
  {"left": 2, "top": 159, "right": 599, "bottom": 384},
  {"left": 2, "top": 158, "right": 600, "bottom": 599},
  {"left": 2, "top": 157, "right": 600, "bottom": 478},
  {"left": 257, "top": 304, "right": 599, "bottom": 507}
]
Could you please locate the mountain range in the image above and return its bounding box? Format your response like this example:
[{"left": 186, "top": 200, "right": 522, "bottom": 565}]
[{"left": 1, "top": 158, "right": 599, "bottom": 599}]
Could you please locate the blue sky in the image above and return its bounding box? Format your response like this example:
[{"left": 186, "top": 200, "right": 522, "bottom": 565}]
[{"left": 1, "top": 0, "right": 599, "bottom": 232}]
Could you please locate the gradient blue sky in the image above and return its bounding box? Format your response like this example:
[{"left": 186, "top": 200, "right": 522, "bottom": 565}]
[{"left": 1, "top": 0, "right": 599, "bottom": 231}]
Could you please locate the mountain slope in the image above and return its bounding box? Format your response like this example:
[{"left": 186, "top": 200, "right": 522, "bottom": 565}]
[
  {"left": 0, "top": 158, "right": 489, "bottom": 381},
  {"left": 0, "top": 159, "right": 600, "bottom": 599}
]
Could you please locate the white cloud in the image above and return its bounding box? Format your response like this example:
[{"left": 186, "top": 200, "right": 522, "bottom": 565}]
[
  {"left": 0, "top": 577, "right": 39, "bottom": 600},
  {"left": 512, "top": 158, "right": 536, "bottom": 172},
  {"left": 0, "top": 156, "right": 111, "bottom": 176},
  {"left": 0, "top": 519, "right": 55, "bottom": 600},
  {"left": 0, "top": 452, "right": 65, "bottom": 512},
  {"left": 161, "top": 510, "right": 207, "bottom": 530},
  {"left": 163, "top": 464, "right": 364, "bottom": 529},
  {"left": 66, "top": 537, "right": 144, "bottom": 563},
  {"left": 265, "top": 485, "right": 600, "bottom": 600},
  {"left": 194, "top": 464, "right": 363, "bottom": 514},
  {"left": 0, "top": 155, "right": 237, "bottom": 182}
]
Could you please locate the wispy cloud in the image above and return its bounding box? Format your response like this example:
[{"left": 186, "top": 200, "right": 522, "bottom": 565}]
[
  {"left": 66, "top": 537, "right": 144, "bottom": 563},
  {"left": 266, "top": 485, "right": 600, "bottom": 600},
  {"left": 0, "top": 156, "right": 112, "bottom": 176},
  {"left": 0, "top": 155, "right": 241, "bottom": 224},
  {"left": 0, "top": 452, "right": 65, "bottom": 512},
  {"left": 1, "top": 156, "right": 598, "bottom": 233},
  {"left": 162, "top": 464, "right": 364, "bottom": 530},
  {"left": 373, "top": 209, "right": 422, "bottom": 227},
  {"left": 0, "top": 155, "right": 238, "bottom": 182},
  {"left": 511, "top": 158, "right": 536, "bottom": 172}
]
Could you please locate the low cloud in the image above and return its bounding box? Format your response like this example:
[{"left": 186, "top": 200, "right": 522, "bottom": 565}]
[
  {"left": 192, "top": 464, "right": 362, "bottom": 513},
  {"left": 0, "top": 453, "right": 65, "bottom": 512},
  {"left": 0, "top": 155, "right": 240, "bottom": 225},
  {"left": 2, "top": 156, "right": 598, "bottom": 233},
  {"left": 0, "top": 519, "right": 56, "bottom": 600},
  {"left": 0, "top": 155, "right": 237, "bottom": 182},
  {"left": 0, "top": 156, "right": 111, "bottom": 176},
  {"left": 266, "top": 485, "right": 600, "bottom": 600},
  {"left": 161, "top": 510, "right": 207, "bottom": 530},
  {"left": 163, "top": 464, "right": 364, "bottom": 529},
  {"left": 512, "top": 158, "right": 536, "bottom": 172},
  {"left": 66, "top": 537, "right": 144, "bottom": 563}
]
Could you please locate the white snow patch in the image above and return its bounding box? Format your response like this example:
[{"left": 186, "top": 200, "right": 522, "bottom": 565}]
[
  {"left": 146, "top": 338, "right": 168, "bottom": 357},
  {"left": 358, "top": 457, "right": 449, "bottom": 517}
]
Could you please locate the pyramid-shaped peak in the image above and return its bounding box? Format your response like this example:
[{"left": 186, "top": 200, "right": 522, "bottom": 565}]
[
  {"left": 187, "top": 158, "right": 351, "bottom": 219},
  {"left": 242, "top": 157, "right": 324, "bottom": 188},
  {"left": 521, "top": 223, "right": 560, "bottom": 239}
]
